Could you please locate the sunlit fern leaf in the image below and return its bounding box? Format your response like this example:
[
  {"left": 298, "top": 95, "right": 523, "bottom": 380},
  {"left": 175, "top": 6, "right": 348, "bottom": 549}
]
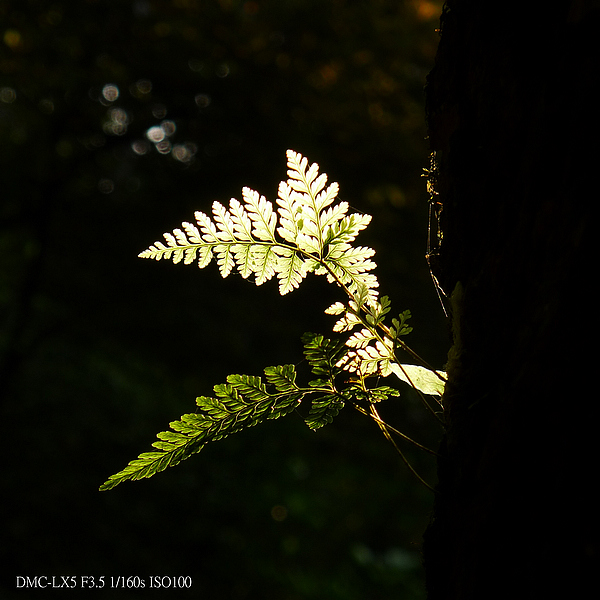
[
  {"left": 346, "top": 328, "right": 377, "bottom": 349},
  {"left": 181, "top": 221, "right": 202, "bottom": 244},
  {"left": 264, "top": 364, "right": 298, "bottom": 394},
  {"left": 315, "top": 181, "right": 339, "bottom": 213},
  {"left": 284, "top": 149, "right": 342, "bottom": 250},
  {"left": 242, "top": 187, "right": 277, "bottom": 242},
  {"left": 212, "top": 201, "right": 238, "bottom": 241},
  {"left": 194, "top": 210, "right": 220, "bottom": 243},
  {"left": 326, "top": 301, "right": 363, "bottom": 333},
  {"left": 389, "top": 310, "right": 413, "bottom": 339},
  {"left": 320, "top": 201, "right": 348, "bottom": 232},
  {"left": 276, "top": 180, "right": 304, "bottom": 245},
  {"left": 364, "top": 295, "right": 392, "bottom": 326},
  {"left": 196, "top": 245, "right": 213, "bottom": 269},
  {"left": 321, "top": 247, "right": 379, "bottom": 302},
  {"left": 273, "top": 246, "right": 310, "bottom": 295},
  {"left": 137, "top": 150, "right": 378, "bottom": 300},
  {"left": 229, "top": 198, "right": 254, "bottom": 240},
  {"left": 100, "top": 367, "right": 306, "bottom": 491},
  {"left": 334, "top": 319, "right": 396, "bottom": 377},
  {"left": 251, "top": 244, "right": 278, "bottom": 286},
  {"left": 324, "top": 213, "right": 372, "bottom": 246}
]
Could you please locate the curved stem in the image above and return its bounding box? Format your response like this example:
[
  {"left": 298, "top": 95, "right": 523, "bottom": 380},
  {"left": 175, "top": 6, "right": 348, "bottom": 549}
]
[
  {"left": 389, "top": 333, "right": 447, "bottom": 382},
  {"left": 353, "top": 403, "right": 439, "bottom": 456},
  {"left": 367, "top": 404, "right": 438, "bottom": 494}
]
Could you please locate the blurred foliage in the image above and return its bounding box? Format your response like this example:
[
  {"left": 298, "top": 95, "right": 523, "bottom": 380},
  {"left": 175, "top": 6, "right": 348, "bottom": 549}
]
[{"left": 1, "top": 1, "right": 445, "bottom": 598}]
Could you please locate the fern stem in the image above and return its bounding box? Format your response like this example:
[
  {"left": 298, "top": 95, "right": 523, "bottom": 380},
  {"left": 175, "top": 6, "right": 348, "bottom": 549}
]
[
  {"left": 353, "top": 403, "right": 439, "bottom": 456},
  {"left": 368, "top": 404, "right": 438, "bottom": 494}
]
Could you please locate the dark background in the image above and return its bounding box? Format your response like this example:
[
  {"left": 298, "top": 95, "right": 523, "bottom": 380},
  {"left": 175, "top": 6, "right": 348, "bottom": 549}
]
[{"left": 1, "top": 1, "right": 446, "bottom": 598}]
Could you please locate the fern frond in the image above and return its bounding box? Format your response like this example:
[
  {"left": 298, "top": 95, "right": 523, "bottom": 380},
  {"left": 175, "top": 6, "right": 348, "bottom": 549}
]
[
  {"left": 320, "top": 247, "right": 379, "bottom": 303},
  {"left": 250, "top": 244, "right": 278, "bottom": 286},
  {"left": 301, "top": 332, "right": 345, "bottom": 382},
  {"left": 100, "top": 367, "right": 305, "bottom": 491},
  {"left": 337, "top": 339, "right": 394, "bottom": 378},
  {"left": 319, "top": 201, "right": 349, "bottom": 232},
  {"left": 264, "top": 364, "right": 298, "bottom": 395},
  {"left": 275, "top": 180, "right": 304, "bottom": 245},
  {"left": 273, "top": 246, "right": 311, "bottom": 294},
  {"left": 194, "top": 210, "right": 220, "bottom": 243},
  {"left": 388, "top": 310, "right": 413, "bottom": 339},
  {"left": 100, "top": 335, "right": 364, "bottom": 490},
  {"left": 242, "top": 187, "right": 277, "bottom": 242},
  {"left": 107, "top": 150, "right": 447, "bottom": 492},
  {"left": 305, "top": 394, "right": 345, "bottom": 430},
  {"left": 364, "top": 295, "right": 392, "bottom": 326},
  {"left": 138, "top": 150, "right": 378, "bottom": 299},
  {"left": 345, "top": 328, "right": 378, "bottom": 349},
  {"left": 299, "top": 333, "right": 346, "bottom": 430}
]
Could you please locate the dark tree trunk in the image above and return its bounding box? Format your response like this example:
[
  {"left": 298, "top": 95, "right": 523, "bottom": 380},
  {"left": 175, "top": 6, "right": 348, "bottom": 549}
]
[{"left": 422, "top": 2, "right": 597, "bottom": 598}]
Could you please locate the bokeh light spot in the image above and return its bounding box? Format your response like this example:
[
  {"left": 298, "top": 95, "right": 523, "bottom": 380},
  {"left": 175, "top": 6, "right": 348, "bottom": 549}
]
[
  {"left": 98, "top": 179, "right": 114, "bottom": 194},
  {"left": 216, "top": 62, "right": 230, "bottom": 78},
  {"left": 102, "top": 84, "right": 120, "bottom": 102},
  {"left": 3, "top": 30, "right": 23, "bottom": 50},
  {"left": 146, "top": 126, "right": 165, "bottom": 143},
  {"left": 160, "top": 120, "right": 176, "bottom": 136},
  {"left": 55, "top": 140, "right": 73, "bottom": 158},
  {"left": 1, "top": 87, "right": 17, "bottom": 103},
  {"left": 131, "top": 140, "right": 150, "bottom": 155},
  {"left": 188, "top": 59, "right": 204, "bottom": 73},
  {"left": 194, "top": 93, "right": 211, "bottom": 108},
  {"left": 104, "top": 107, "right": 129, "bottom": 135},
  {"left": 39, "top": 99, "right": 55, "bottom": 114},
  {"left": 155, "top": 140, "right": 172, "bottom": 154},
  {"left": 243, "top": 1, "right": 259, "bottom": 15},
  {"left": 136, "top": 79, "right": 152, "bottom": 94},
  {"left": 172, "top": 143, "right": 197, "bottom": 163},
  {"left": 152, "top": 104, "right": 167, "bottom": 119},
  {"left": 270, "top": 505, "right": 288, "bottom": 522}
]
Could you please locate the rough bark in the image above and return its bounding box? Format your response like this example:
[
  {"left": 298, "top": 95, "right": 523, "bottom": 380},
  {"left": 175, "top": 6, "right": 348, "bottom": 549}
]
[{"left": 422, "top": 2, "right": 597, "bottom": 598}]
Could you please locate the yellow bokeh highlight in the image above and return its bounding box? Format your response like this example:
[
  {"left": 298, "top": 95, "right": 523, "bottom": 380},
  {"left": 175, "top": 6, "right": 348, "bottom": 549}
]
[
  {"left": 4, "top": 29, "right": 23, "bottom": 50},
  {"left": 411, "top": 0, "right": 443, "bottom": 21}
]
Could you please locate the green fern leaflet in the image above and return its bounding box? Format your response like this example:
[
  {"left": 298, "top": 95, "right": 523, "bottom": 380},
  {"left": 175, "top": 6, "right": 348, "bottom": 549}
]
[{"left": 100, "top": 333, "right": 399, "bottom": 491}]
